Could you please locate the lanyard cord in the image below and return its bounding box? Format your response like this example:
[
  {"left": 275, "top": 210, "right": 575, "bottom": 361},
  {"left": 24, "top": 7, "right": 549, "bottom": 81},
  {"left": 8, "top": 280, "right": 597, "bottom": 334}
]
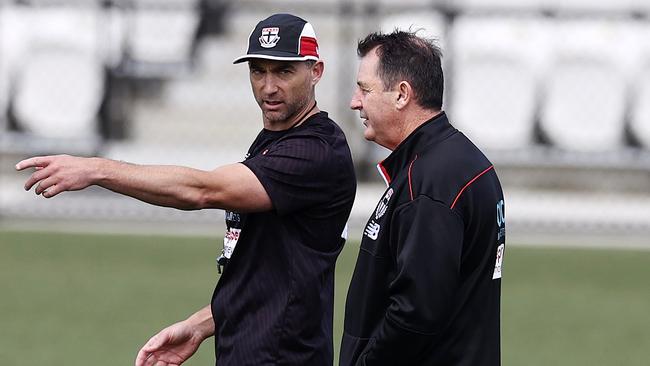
[{"left": 289, "top": 101, "right": 318, "bottom": 129}]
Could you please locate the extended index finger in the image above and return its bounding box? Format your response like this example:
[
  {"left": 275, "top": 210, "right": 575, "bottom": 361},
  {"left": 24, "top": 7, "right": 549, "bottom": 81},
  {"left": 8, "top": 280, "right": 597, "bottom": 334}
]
[{"left": 15, "top": 156, "right": 52, "bottom": 171}]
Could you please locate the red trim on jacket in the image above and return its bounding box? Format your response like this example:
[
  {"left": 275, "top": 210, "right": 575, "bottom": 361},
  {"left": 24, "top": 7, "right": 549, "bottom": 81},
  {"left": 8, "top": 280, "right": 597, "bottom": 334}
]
[
  {"left": 377, "top": 162, "right": 392, "bottom": 186},
  {"left": 408, "top": 155, "right": 418, "bottom": 200},
  {"left": 450, "top": 165, "right": 494, "bottom": 209}
]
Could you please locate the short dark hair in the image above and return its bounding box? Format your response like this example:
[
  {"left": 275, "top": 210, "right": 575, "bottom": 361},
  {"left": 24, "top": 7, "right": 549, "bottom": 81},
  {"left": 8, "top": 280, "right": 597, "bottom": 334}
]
[{"left": 357, "top": 30, "right": 443, "bottom": 110}]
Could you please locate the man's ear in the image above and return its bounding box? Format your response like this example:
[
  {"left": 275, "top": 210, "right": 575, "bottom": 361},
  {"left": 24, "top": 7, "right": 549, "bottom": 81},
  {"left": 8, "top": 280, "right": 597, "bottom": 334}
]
[
  {"left": 311, "top": 61, "right": 324, "bottom": 85},
  {"left": 396, "top": 81, "right": 412, "bottom": 110}
]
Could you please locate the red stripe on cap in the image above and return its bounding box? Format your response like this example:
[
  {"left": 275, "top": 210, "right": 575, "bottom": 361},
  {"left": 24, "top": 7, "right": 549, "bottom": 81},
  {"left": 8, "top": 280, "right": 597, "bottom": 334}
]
[
  {"left": 450, "top": 165, "right": 494, "bottom": 209},
  {"left": 300, "top": 36, "right": 319, "bottom": 58}
]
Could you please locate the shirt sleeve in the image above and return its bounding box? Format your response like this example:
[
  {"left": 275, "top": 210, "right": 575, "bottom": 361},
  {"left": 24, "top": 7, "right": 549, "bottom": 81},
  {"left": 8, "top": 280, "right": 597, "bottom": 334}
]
[
  {"left": 242, "top": 135, "right": 335, "bottom": 215},
  {"left": 356, "top": 195, "right": 465, "bottom": 365}
]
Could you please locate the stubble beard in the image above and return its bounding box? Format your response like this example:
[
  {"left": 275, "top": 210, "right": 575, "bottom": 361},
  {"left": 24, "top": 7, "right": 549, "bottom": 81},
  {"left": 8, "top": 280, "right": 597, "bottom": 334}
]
[{"left": 263, "top": 90, "right": 311, "bottom": 124}]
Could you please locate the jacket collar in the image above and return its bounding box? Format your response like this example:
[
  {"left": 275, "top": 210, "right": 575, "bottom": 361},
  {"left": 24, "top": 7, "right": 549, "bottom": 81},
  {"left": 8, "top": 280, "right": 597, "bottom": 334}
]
[{"left": 377, "top": 111, "right": 456, "bottom": 185}]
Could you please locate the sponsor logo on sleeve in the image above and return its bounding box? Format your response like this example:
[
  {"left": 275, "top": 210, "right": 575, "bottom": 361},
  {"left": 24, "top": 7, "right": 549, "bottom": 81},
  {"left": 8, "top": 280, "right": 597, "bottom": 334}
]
[
  {"left": 493, "top": 199, "right": 506, "bottom": 279},
  {"left": 223, "top": 228, "right": 241, "bottom": 259},
  {"left": 493, "top": 243, "right": 505, "bottom": 279}
]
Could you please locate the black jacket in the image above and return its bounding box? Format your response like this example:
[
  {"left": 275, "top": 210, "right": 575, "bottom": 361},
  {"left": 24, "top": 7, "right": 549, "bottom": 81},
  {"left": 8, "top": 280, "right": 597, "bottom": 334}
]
[{"left": 340, "top": 112, "right": 505, "bottom": 366}]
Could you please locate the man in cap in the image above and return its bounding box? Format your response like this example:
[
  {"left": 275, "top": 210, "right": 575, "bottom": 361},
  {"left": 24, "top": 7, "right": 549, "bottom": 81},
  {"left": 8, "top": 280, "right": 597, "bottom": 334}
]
[{"left": 16, "top": 13, "right": 356, "bottom": 366}]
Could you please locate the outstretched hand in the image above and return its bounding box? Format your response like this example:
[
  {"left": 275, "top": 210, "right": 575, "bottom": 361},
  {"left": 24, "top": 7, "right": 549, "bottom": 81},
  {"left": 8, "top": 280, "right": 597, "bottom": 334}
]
[
  {"left": 135, "top": 321, "right": 205, "bottom": 366},
  {"left": 15, "top": 155, "right": 99, "bottom": 198}
]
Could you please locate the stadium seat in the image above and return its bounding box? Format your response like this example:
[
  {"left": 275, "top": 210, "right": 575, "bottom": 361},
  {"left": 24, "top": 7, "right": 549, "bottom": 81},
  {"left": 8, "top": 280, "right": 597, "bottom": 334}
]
[
  {"left": 100, "top": 5, "right": 128, "bottom": 69},
  {"left": 539, "top": 19, "right": 632, "bottom": 151},
  {"left": 629, "top": 23, "right": 650, "bottom": 149},
  {"left": 12, "top": 48, "right": 104, "bottom": 139},
  {"left": 448, "top": 16, "right": 547, "bottom": 150},
  {"left": 6, "top": 4, "right": 104, "bottom": 139},
  {"left": 0, "top": 4, "right": 15, "bottom": 130},
  {"left": 125, "top": 0, "right": 200, "bottom": 67},
  {"left": 630, "top": 70, "right": 650, "bottom": 148}
]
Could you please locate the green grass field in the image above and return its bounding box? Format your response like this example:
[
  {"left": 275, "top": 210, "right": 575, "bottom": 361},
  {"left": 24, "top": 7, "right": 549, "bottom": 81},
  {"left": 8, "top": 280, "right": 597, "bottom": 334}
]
[{"left": 1, "top": 230, "right": 649, "bottom": 365}]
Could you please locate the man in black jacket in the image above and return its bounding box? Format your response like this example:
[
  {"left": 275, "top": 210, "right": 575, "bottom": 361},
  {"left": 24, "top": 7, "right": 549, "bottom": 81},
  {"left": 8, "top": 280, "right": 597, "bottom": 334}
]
[{"left": 341, "top": 30, "right": 506, "bottom": 366}]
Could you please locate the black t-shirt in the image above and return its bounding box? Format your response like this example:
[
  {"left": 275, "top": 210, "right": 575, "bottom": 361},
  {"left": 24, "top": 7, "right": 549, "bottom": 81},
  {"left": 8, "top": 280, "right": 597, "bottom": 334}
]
[{"left": 211, "top": 112, "right": 357, "bottom": 365}]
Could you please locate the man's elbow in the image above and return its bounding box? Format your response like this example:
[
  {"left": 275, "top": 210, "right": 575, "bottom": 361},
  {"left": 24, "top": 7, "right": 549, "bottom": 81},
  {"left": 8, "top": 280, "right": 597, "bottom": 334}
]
[{"left": 192, "top": 189, "right": 226, "bottom": 210}]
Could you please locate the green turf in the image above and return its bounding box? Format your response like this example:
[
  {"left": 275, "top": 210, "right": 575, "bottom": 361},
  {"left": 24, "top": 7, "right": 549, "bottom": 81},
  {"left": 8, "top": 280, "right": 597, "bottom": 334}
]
[{"left": 1, "top": 230, "right": 649, "bottom": 365}]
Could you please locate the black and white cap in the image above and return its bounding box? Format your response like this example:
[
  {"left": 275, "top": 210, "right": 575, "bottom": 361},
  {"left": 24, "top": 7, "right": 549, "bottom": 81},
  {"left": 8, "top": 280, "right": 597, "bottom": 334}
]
[{"left": 233, "top": 13, "right": 320, "bottom": 64}]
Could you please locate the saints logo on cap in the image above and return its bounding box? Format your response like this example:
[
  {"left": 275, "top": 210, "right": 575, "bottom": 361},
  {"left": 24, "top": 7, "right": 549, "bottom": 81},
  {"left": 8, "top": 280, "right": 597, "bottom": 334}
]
[{"left": 259, "top": 27, "right": 280, "bottom": 48}]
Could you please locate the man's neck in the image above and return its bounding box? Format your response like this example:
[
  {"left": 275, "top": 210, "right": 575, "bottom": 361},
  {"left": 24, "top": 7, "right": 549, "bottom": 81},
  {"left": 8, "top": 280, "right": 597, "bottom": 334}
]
[{"left": 394, "top": 108, "right": 442, "bottom": 148}]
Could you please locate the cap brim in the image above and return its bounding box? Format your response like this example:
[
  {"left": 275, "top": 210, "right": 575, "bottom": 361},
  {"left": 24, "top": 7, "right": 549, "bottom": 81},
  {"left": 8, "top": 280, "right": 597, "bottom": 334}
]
[{"left": 233, "top": 53, "right": 319, "bottom": 64}]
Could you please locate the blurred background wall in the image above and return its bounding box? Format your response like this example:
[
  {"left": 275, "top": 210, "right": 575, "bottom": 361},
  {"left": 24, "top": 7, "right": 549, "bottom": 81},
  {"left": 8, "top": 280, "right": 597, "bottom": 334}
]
[{"left": 1, "top": 0, "right": 649, "bottom": 246}]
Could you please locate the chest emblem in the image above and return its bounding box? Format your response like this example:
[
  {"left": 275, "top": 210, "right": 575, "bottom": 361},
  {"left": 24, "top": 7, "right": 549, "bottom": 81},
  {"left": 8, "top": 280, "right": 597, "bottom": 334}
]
[
  {"left": 364, "top": 188, "right": 394, "bottom": 241},
  {"left": 375, "top": 188, "right": 393, "bottom": 220}
]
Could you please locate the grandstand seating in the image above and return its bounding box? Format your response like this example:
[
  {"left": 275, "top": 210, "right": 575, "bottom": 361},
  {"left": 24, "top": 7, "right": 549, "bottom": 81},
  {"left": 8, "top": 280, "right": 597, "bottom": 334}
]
[
  {"left": 100, "top": 5, "right": 127, "bottom": 69},
  {"left": 630, "top": 71, "right": 650, "bottom": 148},
  {"left": 629, "top": 23, "right": 650, "bottom": 148},
  {"left": 448, "top": 16, "right": 546, "bottom": 150},
  {"left": 13, "top": 48, "right": 104, "bottom": 139},
  {"left": 2, "top": 0, "right": 650, "bottom": 240},
  {"left": 538, "top": 19, "right": 630, "bottom": 151},
  {"left": 0, "top": 5, "right": 15, "bottom": 131},
  {"left": 126, "top": 0, "right": 200, "bottom": 68},
  {"left": 6, "top": 3, "right": 104, "bottom": 139}
]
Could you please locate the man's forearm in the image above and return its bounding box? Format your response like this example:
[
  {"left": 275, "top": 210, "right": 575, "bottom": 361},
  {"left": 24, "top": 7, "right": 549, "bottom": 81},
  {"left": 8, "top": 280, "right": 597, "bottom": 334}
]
[
  {"left": 17, "top": 154, "right": 272, "bottom": 212},
  {"left": 94, "top": 158, "right": 214, "bottom": 210},
  {"left": 185, "top": 305, "right": 216, "bottom": 340}
]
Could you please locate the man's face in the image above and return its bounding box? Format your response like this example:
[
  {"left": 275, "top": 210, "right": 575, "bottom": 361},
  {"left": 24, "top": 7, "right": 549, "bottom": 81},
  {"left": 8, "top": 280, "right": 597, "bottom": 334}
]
[
  {"left": 350, "top": 48, "right": 400, "bottom": 150},
  {"left": 249, "top": 59, "right": 317, "bottom": 126}
]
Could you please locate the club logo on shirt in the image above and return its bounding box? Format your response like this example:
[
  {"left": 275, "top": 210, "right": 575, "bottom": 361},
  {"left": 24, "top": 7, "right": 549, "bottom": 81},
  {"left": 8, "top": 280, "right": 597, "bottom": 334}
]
[
  {"left": 364, "top": 188, "right": 394, "bottom": 241},
  {"left": 375, "top": 188, "right": 393, "bottom": 220},
  {"left": 259, "top": 27, "right": 280, "bottom": 48}
]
